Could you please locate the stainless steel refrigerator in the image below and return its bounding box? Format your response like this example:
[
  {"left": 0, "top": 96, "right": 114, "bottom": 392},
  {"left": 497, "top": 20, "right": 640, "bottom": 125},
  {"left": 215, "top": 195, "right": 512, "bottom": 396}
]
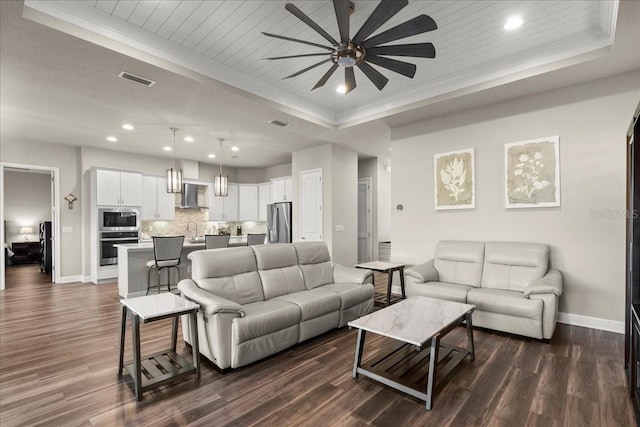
[{"left": 267, "top": 202, "right": 292, "bottom": 243}]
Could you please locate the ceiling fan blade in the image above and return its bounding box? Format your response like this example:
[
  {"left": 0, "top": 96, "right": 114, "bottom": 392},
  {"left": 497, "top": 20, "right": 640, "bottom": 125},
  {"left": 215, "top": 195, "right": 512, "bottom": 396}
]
[
  {"left": 284, "top": 59, "right": 332, "bottom": 79},
  {"left": 352, "top": 0, "right": 408, "bottom": 45},
  {"left": 285, "top": 3, "right": 338, "bottom": 46},
  {"left": 365, "top": 55, "right": 416, "bottom": 78},
  {"left": 361, "top": 15, "right": 438, "bottom": 48},
  {"left": 333, "top": 0, "right": 350, "bottom": 44},
  {"left": 367, "top": 43, "right": 436, "bottom": 58},
  {"left": 265, "top": 53, "right": 332, "bottom": 60},
  {"left": 345, "top": 67, "right": 356, "bottom": 94},
  {"left": 262, "top": 32, "right": 334, "bottom": 51},
  {"left": 312, "top": 64, "right": 339, "bottom": 90},
  {"left": 357, "top": 61, "right": 388, "bottom": 91}
]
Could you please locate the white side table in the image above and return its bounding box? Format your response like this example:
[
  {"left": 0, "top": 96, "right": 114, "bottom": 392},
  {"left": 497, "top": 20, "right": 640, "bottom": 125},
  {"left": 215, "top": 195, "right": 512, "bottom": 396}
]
[{"left": 118, "top": 293, "right": 200, "bottom": 400}]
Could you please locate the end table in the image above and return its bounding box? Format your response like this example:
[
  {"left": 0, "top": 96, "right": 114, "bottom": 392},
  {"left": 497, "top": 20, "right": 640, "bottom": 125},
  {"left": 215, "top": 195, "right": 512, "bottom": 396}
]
[{"left": 355, "top": 261, "right": 406, "bottom": 306}]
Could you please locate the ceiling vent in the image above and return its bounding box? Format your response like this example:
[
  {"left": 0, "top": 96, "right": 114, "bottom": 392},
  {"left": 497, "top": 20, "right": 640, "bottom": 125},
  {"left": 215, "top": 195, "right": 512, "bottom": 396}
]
[
  {"left": 268, "top": 119, "right": 290, "bottom": 127},
  {"left": 118, "top": 71, "right": 156, "bottom": 87}
]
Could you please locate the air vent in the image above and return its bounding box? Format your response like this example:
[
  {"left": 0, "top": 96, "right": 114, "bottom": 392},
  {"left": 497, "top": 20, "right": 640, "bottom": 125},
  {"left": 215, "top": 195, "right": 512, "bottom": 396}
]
[
  {"left": 118, "top": 71, "right": 156, "bottom": 87},
  {"left": 268, "top": 119, "right": 290, "bottom": 127}
]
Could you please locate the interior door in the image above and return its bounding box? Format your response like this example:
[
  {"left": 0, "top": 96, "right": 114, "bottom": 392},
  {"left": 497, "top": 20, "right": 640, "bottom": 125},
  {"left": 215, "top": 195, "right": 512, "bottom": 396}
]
[
  {"left": 300, "top": 169, "right": 322, "bottom": 241},
  {"left": 358, "top": 178, "right": 372, "bottom": 263}
]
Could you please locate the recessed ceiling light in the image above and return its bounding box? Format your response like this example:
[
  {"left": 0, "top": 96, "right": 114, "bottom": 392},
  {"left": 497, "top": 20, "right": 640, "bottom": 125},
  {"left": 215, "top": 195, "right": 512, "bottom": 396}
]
[
  {"left": 231, "top": 146, "right": 240, "bottom": 152},
  {"left": 121, "top": 123, "right": 134, "bottom": 130},
  {"left": 336, "top": 85, "right": 347, "bottom": 94},
  {"left": 184, "top": 136, "right": 194, "bottom": 142},
  {"left": 504, "top": 16, "right": 523, "bottom": 30},
  {"left": 208, "top": 154, "right": 216, "bottom": 158},
  {"left": 106, "top": 136, "right": 118, "bottom": 142},
  {"left": 163, "top": 146, "right": 172, "bottom": 151}
]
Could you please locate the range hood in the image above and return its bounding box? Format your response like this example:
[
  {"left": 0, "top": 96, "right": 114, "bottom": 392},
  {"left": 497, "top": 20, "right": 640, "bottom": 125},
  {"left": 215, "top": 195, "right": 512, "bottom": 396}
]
[{"left": 179, "top": 183, "right": 208, "bottom": 209}]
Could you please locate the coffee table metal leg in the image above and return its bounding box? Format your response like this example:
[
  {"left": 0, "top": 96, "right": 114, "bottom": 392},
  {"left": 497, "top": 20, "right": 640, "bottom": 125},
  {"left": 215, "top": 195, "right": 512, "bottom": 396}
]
[
  {"left": 118, "top": 305, "right": 127, "bottom": 375},
  {"left": 353, "top": 329, "right": 366, "bottom": 378},
  {"left": 190, "top": 311, "right": 201, "bottom": 378},
  {"left": 131, "top": 314, "right": 142, "bottom": 401},
  {"left": 466, "top": 312, "right": 475, "bottom": 362},
  {"left": 425, "top": 335, "right": 440, "bottom": 410}
]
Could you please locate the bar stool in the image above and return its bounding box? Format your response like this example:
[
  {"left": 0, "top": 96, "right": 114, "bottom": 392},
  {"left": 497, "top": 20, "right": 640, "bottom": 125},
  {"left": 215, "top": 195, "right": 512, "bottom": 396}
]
[
  {"left": 247, "top": 233, "right": 267, "bottom": 246},
  {"left": 205, "top": 234, "right": 230, "bottom": 249},
  {"left": 146, "top": 236, "right": 184, "bottom": 295}
]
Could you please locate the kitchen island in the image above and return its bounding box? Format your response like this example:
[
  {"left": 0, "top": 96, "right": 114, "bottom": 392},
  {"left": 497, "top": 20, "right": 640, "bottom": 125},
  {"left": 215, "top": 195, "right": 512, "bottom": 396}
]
[{"left": 115, "top": 236, "right": 247, "bottom": 298}]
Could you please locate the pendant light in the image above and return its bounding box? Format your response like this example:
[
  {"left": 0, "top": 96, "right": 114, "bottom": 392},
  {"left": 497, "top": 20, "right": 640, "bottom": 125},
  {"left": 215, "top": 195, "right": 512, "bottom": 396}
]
[
  {"left": 214, "top": 138, "right": 228, "bottom": 197},
  {"left": 166, "top": 127, "right": 183, "bottom": 193}
]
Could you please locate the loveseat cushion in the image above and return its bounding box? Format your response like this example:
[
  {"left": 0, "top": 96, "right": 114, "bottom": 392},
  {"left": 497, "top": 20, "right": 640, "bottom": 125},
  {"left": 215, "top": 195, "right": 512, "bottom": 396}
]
[
  {"left": 434, "top": 241, "right": 485, "bottom": 287},
  {"left": 294, "top": 242, "right": 334, "bottom": 289},
  {"left": 481, "top": 242, "right": 549, "bottom": 292},
  {"left": 320, "top": 283, "right": 374, "bottom": 309},
  {"left": 189, "top": 247, "right": 263, "bottom": 304},
  {"left": 467, "top": 288, "right": 542, "bottom": 319},
  {"left": 274, "top": 289, "right": 341, "bottom": 321},
  {"left": 406, "top": 281, "right": 472, "bottom": 304},
  {"left": 232, "top": 300, "right": 301, "bottom": 343}
]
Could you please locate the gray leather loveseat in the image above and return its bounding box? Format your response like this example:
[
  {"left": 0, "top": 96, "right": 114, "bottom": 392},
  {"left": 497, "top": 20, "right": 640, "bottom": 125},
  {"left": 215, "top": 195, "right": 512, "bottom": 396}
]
[
  {"left": 404, "top": 241, "right": 563, "bottom": 340},
  {"left": 177, "top": 241, "right": 374, "bottom": 371}
]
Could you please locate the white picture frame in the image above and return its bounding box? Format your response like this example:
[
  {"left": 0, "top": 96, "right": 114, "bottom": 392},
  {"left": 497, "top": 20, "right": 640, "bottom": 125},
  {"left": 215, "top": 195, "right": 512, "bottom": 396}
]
[
  {"left": 505, "top": 136, "right": 560, "bottom": 208},
  {"left": 434, "top": 148, "right": 475, "bottom": 210}
]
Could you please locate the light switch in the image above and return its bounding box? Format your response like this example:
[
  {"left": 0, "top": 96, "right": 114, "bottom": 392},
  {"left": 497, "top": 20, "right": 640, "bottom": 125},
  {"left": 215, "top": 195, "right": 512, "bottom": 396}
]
[
  {"left": 335, "top": 225, "right": 344, "bottom": 232},
  {"left": 62, "top": 226, "right": 73, "bottom": 233}
]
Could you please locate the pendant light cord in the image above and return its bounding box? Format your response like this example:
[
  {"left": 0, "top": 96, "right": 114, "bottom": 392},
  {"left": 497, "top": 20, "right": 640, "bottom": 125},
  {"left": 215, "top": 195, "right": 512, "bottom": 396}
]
[
  {"left": 218, "top": 138, "right": 224, "bottom": 175},
  {"left": 171, "top": 127, "right": 178, "bottom": 169}
]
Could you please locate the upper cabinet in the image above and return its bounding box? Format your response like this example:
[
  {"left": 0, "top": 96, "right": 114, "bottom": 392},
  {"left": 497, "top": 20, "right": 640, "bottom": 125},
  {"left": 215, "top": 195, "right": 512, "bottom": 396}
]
[
  {"left": 258, "top": 183, "right": 272, "bottom": 221},
  {"left": 96, "top": 169, "right": 142, "bottom": 206},
  {"left": 238, "top": 184, "right": 259, "bottom": 221},
  {"left": 271, "top": 176, "right": 292, "bottom": 202},
  {"left": 141, "top": 176, "right": 175, "bottom": 221},
  {"left": 210, "top": 183, "right": 239, "bottom": 221}
]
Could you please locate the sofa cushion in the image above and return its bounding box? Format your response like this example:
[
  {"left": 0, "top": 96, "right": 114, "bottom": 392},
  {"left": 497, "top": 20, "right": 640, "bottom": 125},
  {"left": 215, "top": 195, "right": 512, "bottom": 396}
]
[
  {"left": 232, "top": 300, "right": 301, "bottom": 343},
  {"left": 406, "top": 281, "right": 472, "bottom": 304},
  {"left": 481, "top": 242, "right": 549, "bottom": 292},
  {"left": 259, "top": 266, "right": 306, "bottom": 300},
  {"left": 252, "top": 243, "right": 299, "bottom": 270},
  {"left": 273, "top": 289, "right": 341, "bottom": 321},
  {"left": 434, "top": 241, "right": 485, "bottom": 287},
  {"left": 294, "top": 242, "right": 334, "bottom": 289},
  {"left": 189, "top": 247, "right": 263, "bottom": 304},
  {"left": 467, "top": 288, "right": 542, "bottom": 319},
  {"left": 320, "top": 283, "right": 374, "bottom": 309}
]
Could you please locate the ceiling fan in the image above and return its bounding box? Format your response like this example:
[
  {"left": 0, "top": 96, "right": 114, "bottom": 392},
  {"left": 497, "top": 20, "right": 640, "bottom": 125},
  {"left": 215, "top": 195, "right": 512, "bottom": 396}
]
[{"left": 262, "top": 0, "right": 437, "bottom": 94}]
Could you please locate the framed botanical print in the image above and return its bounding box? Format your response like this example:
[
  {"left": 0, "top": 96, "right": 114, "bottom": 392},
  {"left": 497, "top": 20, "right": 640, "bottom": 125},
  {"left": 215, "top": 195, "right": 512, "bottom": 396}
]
[
  {"left": 505, "top": 136, "right": 560, "bottom": 208},
  {"left": 434, "top": 148, "right": 475, "bottom": 210}
]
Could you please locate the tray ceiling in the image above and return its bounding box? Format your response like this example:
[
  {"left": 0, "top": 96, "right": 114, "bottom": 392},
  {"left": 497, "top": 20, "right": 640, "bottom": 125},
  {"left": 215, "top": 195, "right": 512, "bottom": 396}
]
[{"left": 23, "top": 0, "right": 618, "bottom": 127}]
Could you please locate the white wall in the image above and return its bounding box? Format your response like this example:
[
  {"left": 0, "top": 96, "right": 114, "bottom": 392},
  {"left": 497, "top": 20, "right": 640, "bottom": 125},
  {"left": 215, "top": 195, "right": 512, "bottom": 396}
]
[
  {"left": 391, "top": 71, "right": 640, "bottom": 323},
  {"left": 4, "top": 171, "right": 51, "bottom": 244},
  {"left": 265, "top": 163, "right": 292, "bottom": 180},
  {"left": 331, "top": 144, "right": 358, "bottom": 267},
  {"left": 377, "top": 158, "right": 391, "bottom": 243}
]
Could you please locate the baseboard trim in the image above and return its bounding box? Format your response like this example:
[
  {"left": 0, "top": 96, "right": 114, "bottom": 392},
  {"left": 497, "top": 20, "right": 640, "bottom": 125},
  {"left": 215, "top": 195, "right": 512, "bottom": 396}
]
[
  {"left": 57, "top": 275, "right": 83, "bottom": 284},
  {"left": 390, "top": 285, "right": 624, "bottom": 334},
  {"left": 557, "top": 312, "right": 624, "bottom": 334}
]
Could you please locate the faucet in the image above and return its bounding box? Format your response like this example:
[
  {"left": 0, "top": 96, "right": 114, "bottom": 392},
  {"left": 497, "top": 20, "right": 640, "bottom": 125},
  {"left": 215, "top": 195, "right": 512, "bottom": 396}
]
[{"left": 187, "top": 221, "right": 198, "bottom": 239}]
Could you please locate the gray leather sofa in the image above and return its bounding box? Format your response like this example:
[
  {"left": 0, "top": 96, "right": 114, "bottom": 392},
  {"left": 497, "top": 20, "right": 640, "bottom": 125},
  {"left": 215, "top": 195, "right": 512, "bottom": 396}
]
[
  {"left": 404, "top": 241, "right": 563, "bottom": 340},
  {"left": 177, "top": 241, "right": 374, "bottom": 370}
]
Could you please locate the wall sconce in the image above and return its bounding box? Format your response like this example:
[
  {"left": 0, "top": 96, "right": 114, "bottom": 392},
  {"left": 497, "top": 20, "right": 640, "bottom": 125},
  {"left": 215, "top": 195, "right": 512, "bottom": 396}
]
[{"left": 64, "top": 193, "right": 78, "bottom": 209}]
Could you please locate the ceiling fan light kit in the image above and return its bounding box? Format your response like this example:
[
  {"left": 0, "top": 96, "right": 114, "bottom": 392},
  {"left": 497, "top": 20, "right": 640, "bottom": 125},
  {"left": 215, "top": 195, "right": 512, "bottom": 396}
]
[{"left": 264, "top": 0, "right": 437, "bottom": 94}]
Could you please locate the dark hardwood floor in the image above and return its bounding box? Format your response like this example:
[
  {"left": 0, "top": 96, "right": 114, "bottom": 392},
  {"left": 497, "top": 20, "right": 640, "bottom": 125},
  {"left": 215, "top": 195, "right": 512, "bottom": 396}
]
[{"left": 0, "top": 265, "right": 636, "bottom": 426}]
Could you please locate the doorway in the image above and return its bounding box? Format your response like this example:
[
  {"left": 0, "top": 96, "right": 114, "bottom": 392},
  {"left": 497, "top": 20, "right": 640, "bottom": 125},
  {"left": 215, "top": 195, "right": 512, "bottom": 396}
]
[
  {"left": 358, "top": 178, "right": 372, "bottom": 263},
  {"left": 0, "top": 163, "right": 61, "bottom": 290}
]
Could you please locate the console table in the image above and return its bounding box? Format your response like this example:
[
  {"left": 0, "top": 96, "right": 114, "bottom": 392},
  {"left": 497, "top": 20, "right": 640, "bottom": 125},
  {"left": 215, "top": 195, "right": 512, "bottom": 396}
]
[{"left": 118, "top": 293, "right": 200, "bottom": 400}]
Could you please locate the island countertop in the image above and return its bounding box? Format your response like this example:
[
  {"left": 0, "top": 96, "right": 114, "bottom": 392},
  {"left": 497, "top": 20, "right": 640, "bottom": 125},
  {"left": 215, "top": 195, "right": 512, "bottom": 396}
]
[{"left": 115, "top": 236, "right": 248, "bottom": 252}]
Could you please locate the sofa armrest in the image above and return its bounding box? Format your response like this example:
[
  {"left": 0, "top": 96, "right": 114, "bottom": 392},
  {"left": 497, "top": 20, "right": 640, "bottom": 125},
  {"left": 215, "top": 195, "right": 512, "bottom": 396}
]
[
  {"left": 178, "top": 279, "right": 245, "bottom": 317},
  {"left": 404, "top": 260, "right": 439, "bottom": 283},
  {"left": 524, "top": 269, "right": 563, "bottom": 298},
  {"left": 333, "top": 264, "right": 373, "bottom": 284}
]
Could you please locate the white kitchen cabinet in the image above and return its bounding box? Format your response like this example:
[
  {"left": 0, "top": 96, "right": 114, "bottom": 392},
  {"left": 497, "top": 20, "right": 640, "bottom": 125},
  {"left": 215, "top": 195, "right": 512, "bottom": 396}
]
[
  {"left": 271, "top": 177, "right": 292, "bottom": 202},
  {"left": 96, "top": 169, "right": 142, "bottom": 206},
  {"left": 142, "top": 176, "right": 175, "bottom": 220},
  {"left": 209, "top": 183, "right": 238, "bottom": 220},
  {"left": 258, "top": 183, "right": 272, "bottom": 221},
  {"left": 238, "top": 185, "right": 258, "bottom": 221}
]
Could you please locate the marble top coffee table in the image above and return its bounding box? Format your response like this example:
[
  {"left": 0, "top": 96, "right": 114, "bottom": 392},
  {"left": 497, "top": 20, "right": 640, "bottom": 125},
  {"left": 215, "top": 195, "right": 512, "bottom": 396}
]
[{"left": 348, "top": 296, "right": 475, "bottom": 410}]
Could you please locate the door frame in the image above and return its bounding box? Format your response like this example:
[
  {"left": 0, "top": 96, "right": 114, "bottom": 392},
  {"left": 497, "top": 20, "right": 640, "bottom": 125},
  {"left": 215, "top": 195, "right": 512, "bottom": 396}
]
[
  {"left": 358, "top": 177, "right": 373, "bottom": 263},
  {"left": 299, "top": 168, "right": 323, "bottom": 242},
  {"left": 0, "top": 162, "right": 61, "bottom": 290}
]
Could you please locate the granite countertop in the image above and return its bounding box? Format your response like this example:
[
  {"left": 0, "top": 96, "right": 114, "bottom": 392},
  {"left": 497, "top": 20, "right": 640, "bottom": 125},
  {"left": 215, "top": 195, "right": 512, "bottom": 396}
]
[{"left": 118, "top": 235, "right": 249, "bottom": 252}]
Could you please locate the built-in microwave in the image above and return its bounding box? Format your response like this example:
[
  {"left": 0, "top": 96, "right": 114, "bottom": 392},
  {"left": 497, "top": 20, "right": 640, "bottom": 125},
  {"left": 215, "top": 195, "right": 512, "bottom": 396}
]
[{"left": 99, "top": 208, "right": 140, "bottom": 232}]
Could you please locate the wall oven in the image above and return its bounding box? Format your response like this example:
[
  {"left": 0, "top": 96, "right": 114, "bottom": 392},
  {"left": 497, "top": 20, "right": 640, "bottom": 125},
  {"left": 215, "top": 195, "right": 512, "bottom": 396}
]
[{"left": 98, "top": 208, "right": 139, "bottom": 266}]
